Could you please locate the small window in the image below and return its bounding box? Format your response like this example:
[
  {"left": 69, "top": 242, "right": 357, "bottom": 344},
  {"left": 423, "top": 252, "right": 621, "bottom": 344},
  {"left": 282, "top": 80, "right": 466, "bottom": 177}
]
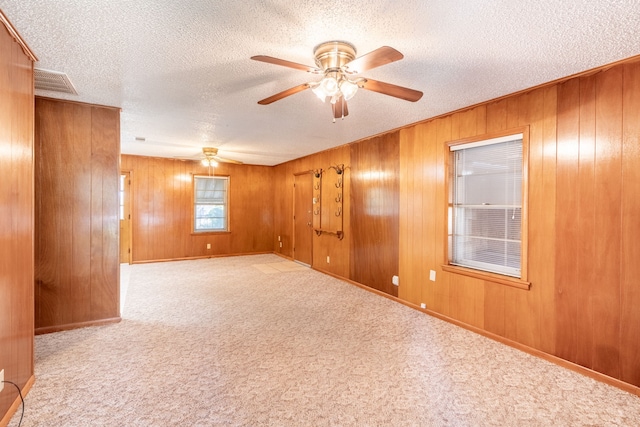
[
  {"left": 448, "top": 131, "right": 526, "bottom": 278},
  {"left": 194, "top": 176, "right": 229, "bottom": 232}
]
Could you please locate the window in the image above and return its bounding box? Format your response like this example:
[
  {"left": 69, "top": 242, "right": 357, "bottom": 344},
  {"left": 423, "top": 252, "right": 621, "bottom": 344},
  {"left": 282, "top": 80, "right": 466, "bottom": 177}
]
[
  {"left": 194, "top": 176, "right": 229, "bottom": 232},
  {"left": 448, "top": 130, "right": 527, "bottom": 280}
]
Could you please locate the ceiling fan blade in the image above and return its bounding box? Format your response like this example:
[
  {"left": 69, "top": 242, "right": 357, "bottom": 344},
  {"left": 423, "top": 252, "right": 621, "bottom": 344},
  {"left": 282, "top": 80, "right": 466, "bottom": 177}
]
[
  {"left": 251, "top": 55, "right": 322, "bottom": 74},
  {"left": 214, "top": 156, "right": 243, "bottom": 165},
  {"left": 331, "top": 98, "right": 349, "bottom": 119},
  {"left": 343, "top": 46, "right": 404, "bottom": 74},
  {"left": 257, "top": 83, "right": 310, "bottom": 105},
  {"left": 361, "top": 78, "right": 423, "bottom": 102}
]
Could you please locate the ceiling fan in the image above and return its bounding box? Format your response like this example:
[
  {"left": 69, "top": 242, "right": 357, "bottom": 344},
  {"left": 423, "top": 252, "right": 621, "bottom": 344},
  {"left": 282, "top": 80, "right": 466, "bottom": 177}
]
[
  {"left": 251, "top": 41, "right": 423, "bottom": 120},
  {"left": 192, "top": 147, "right": 243, "bottom": 167}
]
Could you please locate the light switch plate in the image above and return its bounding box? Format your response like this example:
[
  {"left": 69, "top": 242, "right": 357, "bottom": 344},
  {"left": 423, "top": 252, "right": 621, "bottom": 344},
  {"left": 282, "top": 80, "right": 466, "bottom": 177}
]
[
  {"left": 429, "top": 270, "right": 436, "bottom": 281},
  {"left": 392, "top": 275, "right": 399, "bottom": 286}
]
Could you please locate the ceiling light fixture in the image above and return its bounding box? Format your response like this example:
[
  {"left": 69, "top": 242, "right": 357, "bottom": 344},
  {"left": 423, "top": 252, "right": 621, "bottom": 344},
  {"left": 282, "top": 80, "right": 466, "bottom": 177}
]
[
  {"left": 201, "top": 158, "right": 218, "bottom": 167},
  {"left": 310, "top": 70, "right": 362, "bottom": 104}
]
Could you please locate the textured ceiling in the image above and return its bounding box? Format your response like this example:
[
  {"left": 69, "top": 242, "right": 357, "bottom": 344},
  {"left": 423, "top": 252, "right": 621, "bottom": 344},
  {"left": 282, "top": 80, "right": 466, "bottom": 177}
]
[{"left": 2, "top": 1, "right": 640, "bottom": 165}]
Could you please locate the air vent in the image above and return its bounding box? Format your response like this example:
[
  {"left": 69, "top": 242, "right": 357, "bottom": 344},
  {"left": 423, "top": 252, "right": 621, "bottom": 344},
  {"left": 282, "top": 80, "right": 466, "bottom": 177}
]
[{"left": 34, "top": 68, "right": 78, "bottom": 95}]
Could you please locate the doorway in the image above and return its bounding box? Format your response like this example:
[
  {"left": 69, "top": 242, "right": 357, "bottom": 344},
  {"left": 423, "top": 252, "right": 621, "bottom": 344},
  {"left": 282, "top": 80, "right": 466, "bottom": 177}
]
[
  {"left": 119, "top": 171, "right": 132, "bottom": 264},
  {"left": 293, "top": 172, "right": 313, "bottom": 266}
]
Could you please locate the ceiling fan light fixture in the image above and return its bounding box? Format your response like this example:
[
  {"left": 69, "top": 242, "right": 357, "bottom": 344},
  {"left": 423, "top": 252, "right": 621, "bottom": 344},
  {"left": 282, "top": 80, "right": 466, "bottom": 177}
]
[
  {"left": 320, "top": 73, "right": 340, "bottom": 97},
  {"left": 201, "top": 158, "right": 218, "bottom": 167},
  {"left": 310, "top": 82, "right": 327, "bottom": 102},
  {"left": 339, "top": 78, "right": 358, "bottom": 101}
]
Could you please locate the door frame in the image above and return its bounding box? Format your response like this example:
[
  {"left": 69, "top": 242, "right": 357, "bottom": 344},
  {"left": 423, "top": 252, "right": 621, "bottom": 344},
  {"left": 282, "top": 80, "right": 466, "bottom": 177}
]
[
  {"left": 293, "top": 171, "right": 314, "bottom": 266},
  {"left": 119, "top": 170, "right": 132, "bottom": 264}
]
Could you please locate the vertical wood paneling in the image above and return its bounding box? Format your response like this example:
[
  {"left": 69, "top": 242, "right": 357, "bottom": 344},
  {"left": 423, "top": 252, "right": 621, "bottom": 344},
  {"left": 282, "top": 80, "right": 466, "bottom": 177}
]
[
  {"left": 592, "top": 67, "right": 623, "bottom": 378},
  {"left": 0, "top": 17, "right": 35, "bottom": 421},
  {"left": 433, "top": 117, "right": 451, "bottom": 316},
  {"left": 554, "top": 79, "right": 581, "bottom": 361},
  {"left": 620, "top": 61, "right": 640, "bottom": 386},
  {"left": 71, "top": 104, "right": 92, "bottom": 323},
  {"left": 420, "top": 122, "right": 438, "bottom": 311},
  {"left": 35, "top": 98, "right": 120, "bottom": 332},
  {"left": 576, "top": 74, "right": 597, "bottom": 368},
  {"left": 593, "top": 66, "right": 622, "bottom": 378},
  {"left": 537, "top": 85, "right": 558, "bottom": 355},
  {"left": 91, "top": 106, "right": 120, "bottom": 319},
  {"left": 518, "top": 89, "right": 544, "bottom": 350},
  {"left": 350, "top": 133, "right": 399, "bottom": 296},
  {"left": 398, "top": 126, "right": 417, "bottom": 303}
]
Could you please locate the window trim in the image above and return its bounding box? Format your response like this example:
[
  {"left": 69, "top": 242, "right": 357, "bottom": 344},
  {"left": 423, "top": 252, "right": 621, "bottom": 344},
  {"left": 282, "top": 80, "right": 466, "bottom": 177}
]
[
  {"left": 443, "top": 126, "right": 531, "bottom": 290},
  {"left": 192, "top": 174, "right": 230, "bottom": 234}
]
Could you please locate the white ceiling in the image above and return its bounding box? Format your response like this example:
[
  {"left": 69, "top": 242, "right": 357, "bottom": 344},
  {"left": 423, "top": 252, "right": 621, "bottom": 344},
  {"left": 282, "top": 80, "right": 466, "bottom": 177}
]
[{"left": 2, "top": 1, "right": 640, "bottom": 166}]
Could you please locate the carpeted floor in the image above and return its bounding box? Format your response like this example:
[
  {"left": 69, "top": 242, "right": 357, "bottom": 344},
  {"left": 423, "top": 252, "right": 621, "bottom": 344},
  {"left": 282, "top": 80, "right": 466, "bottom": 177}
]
[{"left": 8, "top": 254, "right": 640, "bottom": 426}]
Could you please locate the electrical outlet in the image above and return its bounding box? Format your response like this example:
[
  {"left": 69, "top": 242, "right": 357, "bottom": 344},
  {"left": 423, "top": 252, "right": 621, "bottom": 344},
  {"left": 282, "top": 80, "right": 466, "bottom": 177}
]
[
  {"left": 0, "top": 369, "right": 4, "bottom": 392},
  {"left": 206, "top": 243, "right": 211, "bottom": 249},
  {"left": 420, "top": 303, "right": 426, "bottom": 309},
  {"left": 326, "top": 256, "right": 330, "bottom": 264},
  {"left": 279, "top": 242, "right": 282, "bottom": 248}
]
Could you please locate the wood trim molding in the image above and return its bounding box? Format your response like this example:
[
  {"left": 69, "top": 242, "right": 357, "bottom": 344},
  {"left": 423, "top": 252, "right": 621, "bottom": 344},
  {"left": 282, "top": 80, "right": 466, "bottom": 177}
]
[
  {"left": 35, "top": 96, "right": 121, "bottom": 111},
  {"left": 0, "top": 10, "right": 37, "bottom": 62},
  {"left": 132, "top": 251, "right": 274, "bottom": 264},
  {"left": 0, "top": 374, "right": 35, "bottom": 427},
  {"left": 441, "top": 265, "right": 531, "bottom": 290},
  {"left": 35, "top": 317, "right": 122, "bottom": 335},
  {"left": 442, "top": 126, "right": 531, "bottom": 290}
]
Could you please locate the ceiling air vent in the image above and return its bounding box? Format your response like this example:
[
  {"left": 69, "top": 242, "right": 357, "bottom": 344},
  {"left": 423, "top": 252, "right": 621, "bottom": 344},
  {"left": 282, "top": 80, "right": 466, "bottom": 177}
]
[{"left": 34, "top": 68, "right": 78, "bottom": 95}]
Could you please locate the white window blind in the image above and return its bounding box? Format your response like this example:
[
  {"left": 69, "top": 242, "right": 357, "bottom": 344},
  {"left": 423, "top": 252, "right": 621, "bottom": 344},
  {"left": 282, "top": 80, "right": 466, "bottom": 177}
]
[
  {"left": 194, "top": 176, "right": 228, "bottom": 232},
  {"left": 450, "top": 135, "right": 523, "bottom": 277}
]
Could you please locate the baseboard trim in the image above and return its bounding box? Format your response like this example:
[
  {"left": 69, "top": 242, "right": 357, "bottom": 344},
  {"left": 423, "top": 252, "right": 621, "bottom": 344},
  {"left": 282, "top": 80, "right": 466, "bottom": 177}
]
[
  {"left": 273, "top": 252, "right": 293, "bottom": 261},
  {"left": 35, "top": 317, "right": 122, "bottom": 335},
  {"left": 0, "top": 374, "right": 34, "bottom": 427},
  {"left": 313, "top": 267, "right": 640, "bottom": 398},
  {"left": 132, "top": 251, "right": 273, "bottom": 264}
]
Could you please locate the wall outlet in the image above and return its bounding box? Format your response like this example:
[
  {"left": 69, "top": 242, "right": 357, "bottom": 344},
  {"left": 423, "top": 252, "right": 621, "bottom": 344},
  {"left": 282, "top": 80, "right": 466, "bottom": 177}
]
[
  {"left": 420, "top": 303, "right": 426, "bottom": 309},
  {"left": 0, "top": 369, "right": 4, "bottom": 392},
  {"left": 326, "top": 256, "right": 330, "bottom": 264},
  {"left": 279, "top": 242, "right": 282, "bottom": 248},
  {"left": 206, "top": 243, "right": 211, "bottom": 249},
  {"left": 429, "top": 270, "right": 436, "bottom": 281},
  {"left": 392, "top": 275, "right": 399, "bottom": 286}
]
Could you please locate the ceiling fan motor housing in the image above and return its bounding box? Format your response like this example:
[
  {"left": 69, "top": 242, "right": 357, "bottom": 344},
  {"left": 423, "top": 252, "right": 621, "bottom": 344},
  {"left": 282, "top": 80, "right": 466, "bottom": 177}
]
[{"left": 314, "top": 41, "right": 357, "bottom": 70}]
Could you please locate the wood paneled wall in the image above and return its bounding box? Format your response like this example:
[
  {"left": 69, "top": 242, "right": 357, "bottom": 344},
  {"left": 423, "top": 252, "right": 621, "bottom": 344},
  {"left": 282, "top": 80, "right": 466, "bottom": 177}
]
[
  {"left": 35, "top": 97, "right": 121, "bottom": 334},
  {"left": 120, "top": 155, "right": 274, "bottom": 261},
  {"left": 274, "top": 136, "right": 401, "bottom": 290},
  {"left": 350, "top": 133, "right": 400, "bottom": 296},
  {"left": 0, "top": 11, "right": 35, "bottom": 425},
  {"left": 398, "top": 58, "right": 640, "bottom": 388},
  {"left": 273, "top": 145, "right": 352, "bottom": 278}
]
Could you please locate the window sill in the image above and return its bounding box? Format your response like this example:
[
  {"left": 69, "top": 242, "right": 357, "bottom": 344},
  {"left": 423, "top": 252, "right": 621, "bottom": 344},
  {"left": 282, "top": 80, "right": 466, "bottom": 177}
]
[
  {"left": 441, "top": 264, "right": 531, "bottom": 290},
  {"left": 191, "top": 231, "right": 231, "bottom": 236}
]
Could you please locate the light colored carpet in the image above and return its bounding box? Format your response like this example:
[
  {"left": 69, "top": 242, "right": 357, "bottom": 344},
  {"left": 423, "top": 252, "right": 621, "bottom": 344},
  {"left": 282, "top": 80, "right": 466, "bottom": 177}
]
[{"left": 8, "top": 254, "right": 640, "bottom": 426}]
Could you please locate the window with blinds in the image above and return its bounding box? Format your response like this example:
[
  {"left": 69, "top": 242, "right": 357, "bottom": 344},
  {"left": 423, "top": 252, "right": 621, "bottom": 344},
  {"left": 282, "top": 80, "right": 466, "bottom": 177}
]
[
  {"left": 449, "top": 133, "right": 523, "bottom": 277},
  {"left": 194, "top": 176, "right": 229, "bottom": 232}
]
